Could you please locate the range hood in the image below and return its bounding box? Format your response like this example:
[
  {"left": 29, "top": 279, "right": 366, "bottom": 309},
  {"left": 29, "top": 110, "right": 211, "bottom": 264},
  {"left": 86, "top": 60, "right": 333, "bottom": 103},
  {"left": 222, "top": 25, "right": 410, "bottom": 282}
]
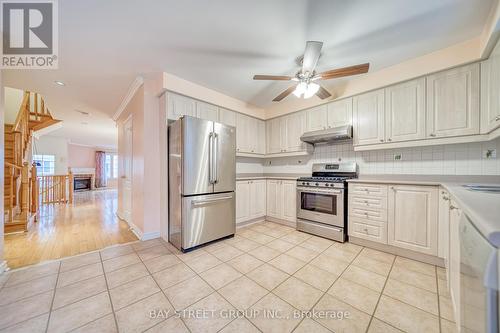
[{"left": 300, "top": 125, "right": 353, "bottom": 144}]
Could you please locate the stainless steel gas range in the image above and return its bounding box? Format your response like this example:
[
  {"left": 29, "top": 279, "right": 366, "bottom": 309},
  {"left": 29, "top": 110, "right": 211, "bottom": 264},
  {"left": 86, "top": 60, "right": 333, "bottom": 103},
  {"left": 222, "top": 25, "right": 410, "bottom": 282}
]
[{"left": 296, "top": 162, "right": 357, "bottom": 242}]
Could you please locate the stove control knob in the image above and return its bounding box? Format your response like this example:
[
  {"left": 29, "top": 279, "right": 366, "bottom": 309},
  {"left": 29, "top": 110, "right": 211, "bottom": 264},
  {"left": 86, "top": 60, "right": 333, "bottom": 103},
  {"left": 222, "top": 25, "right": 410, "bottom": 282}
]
[
  {"left": 315, "top": 183, "right": 319, "bottom": 186},
  {"left": 301, "top": 182, "right": 305, "bottom": 185},
  {"left": 306, "top": 182, "right": 310, "bottom": 185},
  {"left": 326, "top": 183, "right": 330, "bottom": 187}
]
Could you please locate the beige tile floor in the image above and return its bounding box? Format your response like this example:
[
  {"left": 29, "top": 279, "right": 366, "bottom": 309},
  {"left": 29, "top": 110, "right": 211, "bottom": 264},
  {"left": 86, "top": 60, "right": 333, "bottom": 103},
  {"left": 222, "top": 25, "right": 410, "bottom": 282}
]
[{"left": 0, "top": 221, "right": 456, "bottom": 333}]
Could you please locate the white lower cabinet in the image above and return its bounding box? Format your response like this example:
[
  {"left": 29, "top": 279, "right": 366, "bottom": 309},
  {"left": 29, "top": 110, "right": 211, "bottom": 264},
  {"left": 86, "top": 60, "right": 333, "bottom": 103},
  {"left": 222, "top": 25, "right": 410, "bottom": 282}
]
[
  {"left": 236, "top": 180, "right": 266, "bottom": 224},
  {"left": 266, "top": 179, "right": 296, "bottom": 223},
  {"left": 249, "top": 180, "right": 266, "bottom": 219},
  {"left": 348, "top": 182, "right": 439, "bottom": 256},
  {"left": 387, "top": 185, "right": 438, "bottom": 256},
  {"left": 236, "top": 181, "right": 250, "bottom": 224}
]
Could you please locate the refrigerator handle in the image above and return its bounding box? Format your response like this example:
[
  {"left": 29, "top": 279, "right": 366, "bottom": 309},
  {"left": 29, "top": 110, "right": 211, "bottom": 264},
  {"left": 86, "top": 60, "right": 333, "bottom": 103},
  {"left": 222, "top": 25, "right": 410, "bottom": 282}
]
[
  {"left": 213, "top": 133, "right": 218, "bottom": 183},
  {"left": 208, "top": 132, "right": 214, "bottom": 184}
]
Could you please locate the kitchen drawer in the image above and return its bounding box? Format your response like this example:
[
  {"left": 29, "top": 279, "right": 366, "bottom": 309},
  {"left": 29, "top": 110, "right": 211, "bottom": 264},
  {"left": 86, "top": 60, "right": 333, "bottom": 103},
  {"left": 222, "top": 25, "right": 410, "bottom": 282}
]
[
  {"left": 348, "top": 217, "right": 387, "bottom": 244},
  {"left": 349, "top": 206, "right": 387, "bottom": 222},
  {"left": 349, "top": 194, "right": 388, "bottom": 210},
  {"left": 349, "top": 183, "right": 388, "bottom": 197}
]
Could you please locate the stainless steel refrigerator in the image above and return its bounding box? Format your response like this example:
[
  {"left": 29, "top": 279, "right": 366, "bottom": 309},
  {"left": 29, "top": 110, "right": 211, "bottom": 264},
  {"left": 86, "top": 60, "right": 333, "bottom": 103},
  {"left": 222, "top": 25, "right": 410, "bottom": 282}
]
[{"left": 168, "top": 116, "right": 236, "bottom": 251}]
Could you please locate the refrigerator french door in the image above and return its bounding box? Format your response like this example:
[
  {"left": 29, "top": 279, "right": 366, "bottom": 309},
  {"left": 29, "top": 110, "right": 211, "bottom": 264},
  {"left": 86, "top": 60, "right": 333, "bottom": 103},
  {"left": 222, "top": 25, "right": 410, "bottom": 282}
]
[{"left": 169, "top": 116, "right": 236, "bottom": 251}]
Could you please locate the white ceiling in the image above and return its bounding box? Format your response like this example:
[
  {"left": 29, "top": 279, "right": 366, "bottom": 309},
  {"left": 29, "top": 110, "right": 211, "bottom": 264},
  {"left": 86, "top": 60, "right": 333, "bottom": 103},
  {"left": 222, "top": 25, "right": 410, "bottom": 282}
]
[{"left": 3, "top": 0, "right": 495, "bottom": 148}]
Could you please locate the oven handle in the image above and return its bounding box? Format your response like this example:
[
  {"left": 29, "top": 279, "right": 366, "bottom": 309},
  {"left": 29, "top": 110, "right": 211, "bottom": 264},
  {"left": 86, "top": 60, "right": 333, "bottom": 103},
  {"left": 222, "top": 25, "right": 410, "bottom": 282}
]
[{"left": 296, "top": 187, "right": 343, "bottom": 194}]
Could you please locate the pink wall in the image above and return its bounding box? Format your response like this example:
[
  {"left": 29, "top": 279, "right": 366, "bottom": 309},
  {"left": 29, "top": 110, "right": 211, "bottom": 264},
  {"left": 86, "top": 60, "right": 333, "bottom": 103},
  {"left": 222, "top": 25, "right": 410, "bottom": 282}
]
[
  {"left": 67, "top": 144, "right": 96, "bottom": 168},
  {"left": 117, "top": 80, "right": 162, "bottom": 240}
]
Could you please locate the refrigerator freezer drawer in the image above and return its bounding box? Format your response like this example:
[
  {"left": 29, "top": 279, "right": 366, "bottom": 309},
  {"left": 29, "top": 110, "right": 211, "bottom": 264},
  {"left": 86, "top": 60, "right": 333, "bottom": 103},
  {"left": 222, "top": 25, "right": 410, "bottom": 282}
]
[{"left": 181, "top": 192, "right": 235, "bottom": 250}]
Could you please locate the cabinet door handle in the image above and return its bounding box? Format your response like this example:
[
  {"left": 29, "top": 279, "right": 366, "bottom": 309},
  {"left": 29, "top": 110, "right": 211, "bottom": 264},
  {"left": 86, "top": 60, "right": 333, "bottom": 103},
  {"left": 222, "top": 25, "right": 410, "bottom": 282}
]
[
  {"left": 379, "top": 139, "right": 384, "bottom": 142},
  {"left": 429, "top": 133, "right": 436, "bottom": 137},
  {"left": 450, "top": 205, "right": 458, "bottom": 210},
  {"left": 388, "top": 138, "right": 392, "bottom": 142},
  {"left": 496, "top": 116, "right": 500, "bottom": 121}
]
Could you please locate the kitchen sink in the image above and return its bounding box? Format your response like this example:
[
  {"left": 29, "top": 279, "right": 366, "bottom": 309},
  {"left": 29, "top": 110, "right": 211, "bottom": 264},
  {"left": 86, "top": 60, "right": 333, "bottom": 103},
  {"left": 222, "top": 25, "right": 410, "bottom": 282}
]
[{"left": 463, "top": 185, "right": 500, "bottom": 193}]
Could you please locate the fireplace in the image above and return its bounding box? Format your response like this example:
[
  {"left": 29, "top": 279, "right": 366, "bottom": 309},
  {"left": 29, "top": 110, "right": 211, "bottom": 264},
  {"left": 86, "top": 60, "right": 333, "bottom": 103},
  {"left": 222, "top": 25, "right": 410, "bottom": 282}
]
[
  {"left": 70, "top": 168, "right": 96, "bottom": 192},
  {"left": 74, "top": 177, "right": 91, "bottom": 191}
]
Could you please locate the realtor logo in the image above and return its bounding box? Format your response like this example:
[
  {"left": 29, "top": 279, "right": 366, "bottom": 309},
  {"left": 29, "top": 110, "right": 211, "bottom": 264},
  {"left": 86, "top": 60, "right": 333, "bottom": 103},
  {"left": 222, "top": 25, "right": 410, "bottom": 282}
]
[{"left": 1, "top": 0, "right": 58, "bottom": 68}]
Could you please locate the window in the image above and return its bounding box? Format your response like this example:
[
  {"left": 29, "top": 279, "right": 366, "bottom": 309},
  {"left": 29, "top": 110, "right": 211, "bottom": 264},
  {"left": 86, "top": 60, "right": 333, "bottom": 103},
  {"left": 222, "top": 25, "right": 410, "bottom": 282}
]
[
  {"left": 33, "top": 154, "right": 55, "bottom": 175},
  {"left": 105, "top": 153, "right": 118, "bottom": 179}
]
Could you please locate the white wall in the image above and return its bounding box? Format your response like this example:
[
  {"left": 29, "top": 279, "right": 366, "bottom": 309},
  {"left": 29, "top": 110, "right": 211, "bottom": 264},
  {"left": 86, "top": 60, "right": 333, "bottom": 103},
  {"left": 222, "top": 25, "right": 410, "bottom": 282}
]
[
  {"left": 32, "top": 136, "right": 69, "bottom": 175},
  {"left": 236, "top": 157, "right": 264, "bottom": 174},
  {"left": 4, "top": 87, "right": 23, "bottom": 124},
  {"left": 262, "top": 138, "right": 500, "bottom": 176}
]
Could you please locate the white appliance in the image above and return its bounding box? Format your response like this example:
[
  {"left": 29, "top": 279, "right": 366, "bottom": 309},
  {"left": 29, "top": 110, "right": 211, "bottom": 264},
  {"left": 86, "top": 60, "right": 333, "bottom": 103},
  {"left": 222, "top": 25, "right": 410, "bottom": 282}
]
[{"left": 459, "top": 214, "right": 498, "bottom": 332}]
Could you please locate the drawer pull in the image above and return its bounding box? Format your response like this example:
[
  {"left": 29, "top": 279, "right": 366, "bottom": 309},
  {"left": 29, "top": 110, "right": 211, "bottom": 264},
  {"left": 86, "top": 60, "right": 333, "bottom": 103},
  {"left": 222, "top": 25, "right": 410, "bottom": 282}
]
[{"left": 363, "top": 228, "right": 368, "bottom": 233}]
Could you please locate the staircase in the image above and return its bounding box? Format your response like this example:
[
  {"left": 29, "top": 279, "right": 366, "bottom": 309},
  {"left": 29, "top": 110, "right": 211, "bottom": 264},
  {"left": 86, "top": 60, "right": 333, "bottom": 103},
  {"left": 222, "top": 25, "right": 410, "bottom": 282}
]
[{"left": 4, "top": 91, "right": 61, "bottom": 233}]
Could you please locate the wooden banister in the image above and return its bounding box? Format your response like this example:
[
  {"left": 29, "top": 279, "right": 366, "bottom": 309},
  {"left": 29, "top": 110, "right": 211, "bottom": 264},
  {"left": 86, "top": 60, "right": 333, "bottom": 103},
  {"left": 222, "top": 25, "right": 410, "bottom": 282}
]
[{"left": 38, "top": 174, "right": 73, "bottom": 204}]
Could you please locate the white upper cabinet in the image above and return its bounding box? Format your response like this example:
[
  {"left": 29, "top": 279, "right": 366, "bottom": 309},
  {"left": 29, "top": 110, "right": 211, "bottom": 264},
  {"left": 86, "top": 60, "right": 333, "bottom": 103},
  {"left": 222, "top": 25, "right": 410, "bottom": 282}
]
[
  {"left": 387, "top": 185, "right": 438, "bottom": 256},
  {"left": 426, "top": 63, "right": 480, "bottom": 138},
  {"left": 327, "top": 98, "right": 353, "bottom": 128},
  {"left": 385, "top": 78, "right": 426, "bottom": 143},
  {"left": 353, "top": 89, "right": 385, "bottom": 145},
  {"left": 196, "top": 101, "right": 219, "bottom": 121},
  {"left": 167, "top": 92, "right": 196, "bottom": 120},
  {"left": 218, "top": 108, "right": 236, "bottom": 127},
  {"left": 284, "top": 112, "right": 306, "bottom": 152},
  {"left": 306, "top": 105, "right": 328, "bottom": 131},
  {"left": 236, "top": 113, "right": 265, "bottom": 154},
  {"left": 257, "top": 120, "right": 266, "bottom": 154},
  {"left": 236, "top": 113, "right": 250, "bottom": 153},
  {"left": 266, "top": 118, "right": 282, "bottom": 154},
  {"left": 481, "top": 54, "right": 500, "bottom": 133}
]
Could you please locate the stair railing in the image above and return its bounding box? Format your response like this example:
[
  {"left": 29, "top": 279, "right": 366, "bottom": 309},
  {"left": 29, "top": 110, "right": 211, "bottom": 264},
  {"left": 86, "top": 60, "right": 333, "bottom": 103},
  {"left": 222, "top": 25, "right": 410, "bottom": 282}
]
[
  {"left": 4, "top": 162, "right": 22, "bottom": 223},
  {"left": 38, "top": 172, "right": 74, "bottom": 204}
]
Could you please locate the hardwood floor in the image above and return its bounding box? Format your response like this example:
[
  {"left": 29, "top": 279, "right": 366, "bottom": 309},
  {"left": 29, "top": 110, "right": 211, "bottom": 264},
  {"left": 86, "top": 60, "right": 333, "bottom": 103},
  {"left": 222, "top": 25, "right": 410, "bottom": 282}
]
[{"left": 4, "top": 189, "right": 138, "bottom": 269}]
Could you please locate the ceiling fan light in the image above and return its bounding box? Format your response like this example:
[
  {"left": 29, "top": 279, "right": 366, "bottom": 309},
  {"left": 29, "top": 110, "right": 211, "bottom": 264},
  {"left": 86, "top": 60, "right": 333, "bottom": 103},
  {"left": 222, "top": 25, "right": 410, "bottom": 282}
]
[
  {"left": 293, "top": 81, "right": 307, "bottom": 97},
  {"left": 304, "top": 82, "right": 320, "bottom": 98}
]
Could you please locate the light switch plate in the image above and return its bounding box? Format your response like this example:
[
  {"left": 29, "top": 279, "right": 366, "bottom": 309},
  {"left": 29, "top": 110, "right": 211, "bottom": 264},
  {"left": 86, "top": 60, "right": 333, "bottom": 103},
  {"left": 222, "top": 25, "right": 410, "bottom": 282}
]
[
  {"left": 393, "top": 153, "right": 403, "bottom": 161},
  {"left": 484, "top": 149, "right": 497, "bottom": 159}
]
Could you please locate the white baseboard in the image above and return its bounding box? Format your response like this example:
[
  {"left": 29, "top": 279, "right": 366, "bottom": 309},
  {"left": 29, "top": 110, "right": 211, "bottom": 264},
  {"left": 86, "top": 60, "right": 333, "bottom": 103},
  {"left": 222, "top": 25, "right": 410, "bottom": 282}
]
[
  {"left": 265, "top": 216, "right": 297, "bottom": 228},
  {"left": 0, "top": 261, "right": 9, "bottom": 275},
  {"left": 142, "top": 231, "right": 161, "bottom": 241}
]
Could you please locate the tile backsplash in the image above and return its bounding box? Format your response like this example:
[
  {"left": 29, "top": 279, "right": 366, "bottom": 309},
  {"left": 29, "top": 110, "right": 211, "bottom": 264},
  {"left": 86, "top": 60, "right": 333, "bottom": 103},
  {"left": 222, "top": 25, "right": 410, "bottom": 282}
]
[{"left": 238, "top": 137, "right": 500, "bottom": 175}]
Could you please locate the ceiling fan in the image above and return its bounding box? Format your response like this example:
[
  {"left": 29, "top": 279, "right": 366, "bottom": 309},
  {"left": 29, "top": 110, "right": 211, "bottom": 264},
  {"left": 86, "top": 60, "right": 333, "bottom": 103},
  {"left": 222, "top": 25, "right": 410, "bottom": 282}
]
[{"left": 253, "top": 41, "right": 370, "bottom": 102}]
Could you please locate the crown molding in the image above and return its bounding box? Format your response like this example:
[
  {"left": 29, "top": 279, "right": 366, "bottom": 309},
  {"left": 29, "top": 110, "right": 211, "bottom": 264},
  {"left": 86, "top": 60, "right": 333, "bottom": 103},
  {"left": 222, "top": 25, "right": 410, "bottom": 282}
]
[{"left": 112, "top": 76, "right": 144, "bottom": 121}]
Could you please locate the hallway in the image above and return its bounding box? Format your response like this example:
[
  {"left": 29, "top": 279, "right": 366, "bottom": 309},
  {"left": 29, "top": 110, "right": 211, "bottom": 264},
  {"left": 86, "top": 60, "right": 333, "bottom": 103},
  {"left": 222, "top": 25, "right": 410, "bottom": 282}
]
[{"left": 4, "top": 189, "right": 138, "bottom": 269}]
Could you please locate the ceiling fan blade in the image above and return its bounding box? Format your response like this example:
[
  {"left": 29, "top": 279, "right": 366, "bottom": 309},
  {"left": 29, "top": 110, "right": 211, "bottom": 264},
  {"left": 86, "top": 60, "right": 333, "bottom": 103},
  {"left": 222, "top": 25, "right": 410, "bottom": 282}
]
[
  {"left": 253, "top": 75, "right": 292, "bottom": 81},
  {"left": 301, "top": 41, "right": 323, "bottom": 75},
  {"left": 316, "top": 86, "right": 331, "bottom": 100},
  {"left": 272, "top": 85, "right": 297, "bottom": 102},
  {"left": 319, "top": 63, "right": 370, "bottom": 80}
]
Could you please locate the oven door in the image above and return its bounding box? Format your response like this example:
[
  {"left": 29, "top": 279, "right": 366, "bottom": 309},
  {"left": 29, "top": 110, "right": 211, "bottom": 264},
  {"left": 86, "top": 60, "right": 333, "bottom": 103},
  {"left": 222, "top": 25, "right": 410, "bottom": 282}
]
[{"left": 296, "top": 187, "right": 344, "bottom": 227}]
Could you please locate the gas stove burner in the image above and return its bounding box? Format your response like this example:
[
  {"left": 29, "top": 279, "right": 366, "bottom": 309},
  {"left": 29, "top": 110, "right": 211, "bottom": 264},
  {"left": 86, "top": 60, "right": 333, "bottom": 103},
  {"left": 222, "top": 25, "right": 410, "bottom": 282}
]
[
  {"left": 297, "top": 176, "right": 351, "bottom": 182},
  {"left": 296, "top": 162, "right": 358, "bottom": 189}
]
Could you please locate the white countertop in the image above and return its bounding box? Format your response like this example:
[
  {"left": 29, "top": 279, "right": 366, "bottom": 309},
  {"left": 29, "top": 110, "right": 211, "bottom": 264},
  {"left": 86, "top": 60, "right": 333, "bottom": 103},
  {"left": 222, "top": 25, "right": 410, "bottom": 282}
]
[
  {"left": 441, "top": 183, "right": 500, "bottom": 247},
  {"left": 236, "top": 173, "right": 306, "bottom": 181},
  {"left": 348, "top": 175, "right": 500, "bottom": 247}
]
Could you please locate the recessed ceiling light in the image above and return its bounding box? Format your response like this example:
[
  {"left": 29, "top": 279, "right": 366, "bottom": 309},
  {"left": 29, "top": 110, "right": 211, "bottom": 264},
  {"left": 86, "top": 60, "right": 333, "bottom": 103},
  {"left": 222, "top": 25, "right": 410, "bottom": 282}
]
[{"left": 54, "top": 80, "right": 65, "bottom": 86}]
